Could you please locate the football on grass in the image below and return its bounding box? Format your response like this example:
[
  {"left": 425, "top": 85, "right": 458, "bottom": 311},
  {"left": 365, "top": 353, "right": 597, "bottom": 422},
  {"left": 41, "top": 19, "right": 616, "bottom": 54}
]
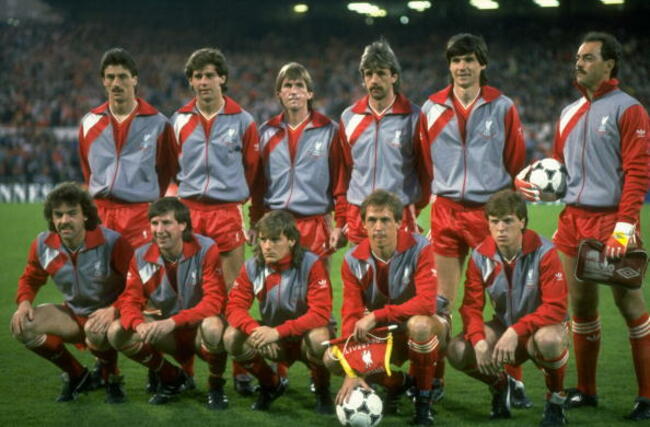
[
  {"left": 528, "top": 158, "right": 567, "bottom": 200},
  {"left": 336, "top": 386, "right": 383, "bottom": 427}
]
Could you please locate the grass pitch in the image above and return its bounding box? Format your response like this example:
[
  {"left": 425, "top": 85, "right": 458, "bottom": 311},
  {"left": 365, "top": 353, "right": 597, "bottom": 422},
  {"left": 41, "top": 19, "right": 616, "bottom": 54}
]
[{"left": 0, "top": 203, "right": 648, "bottom": 426}]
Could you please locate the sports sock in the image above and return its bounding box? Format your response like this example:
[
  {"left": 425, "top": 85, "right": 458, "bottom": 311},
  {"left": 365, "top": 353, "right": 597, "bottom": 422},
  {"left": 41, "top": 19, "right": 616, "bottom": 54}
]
[
  {"left": 466, "top": 368, "right": 508, "bottom": 390},
  {"left": 505, "top": 364, "right": 523, "bottom": 381},
  {"left": 239, "top": 353, "right": 278, "bottom": 389},
  {"left": 535, "top": 349, "right": 568, "bottom": 395},
  {"left": 232, "top": 360, "right": 249, "bottom": 378},
  {"left": 276, "top": 362, "right": 289, "bottom": 380},
  {"left": 628, "top": 313, "right": 650, "bottom": 399},
  {"left": 434, "top": 354, "right": 446, "bottom": 385},
  {"left": 122, "top": 341, "right": 179, "bottom": 383},
  {"left": 27, "top": 334, "right": 85, "bottom": 378},
  {"left": 309, "top": 363, "right": 330, "bottom": 391},
  {"left": 571, "top": 315, "right": 600, "bottom": 396},
  {"left": 197, "top": 345, "right": 228, "bottom": 390},
  {"left": 180, "top": 356, "right": 195, "bottom": 377},
  {"left": 408, "top": 336, "right": 439, "bottom": 392},
  {"left": 89, "top": 347, "right": 119, "bottom": 380}
]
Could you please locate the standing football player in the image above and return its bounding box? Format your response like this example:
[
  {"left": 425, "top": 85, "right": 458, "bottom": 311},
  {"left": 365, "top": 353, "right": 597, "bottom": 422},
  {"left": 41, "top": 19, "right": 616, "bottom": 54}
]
[
  {"left": 447, "top": 190, "right": 569, "bottom": 425},
  {"left": 419, "top": 33, "right": 527, "bottom": 403},
  {"left": 326, "top": 190, "right": 444, "bottom": 425},
  {"left": 108, "top": 198, "right": 229, "bottom": 408},
  {"left": 339, "top": 39, "right": 429, "bottom": 245},
  {"left": 78, "top": 48, "right": 178, "bottom": 249},
  {"left": 171, "top": 47, "right": 260, "bottom": 395},
  {"left": 224, "top": 210, "right": 334, "bottom": 413},
  {"left": 518, "top": 31, "right": 650, "bottom": 420},
  {"left": 11, "top": 182, "right": 132, "bottom": 403},
  {"left": 251, "top": 62, "right": 347, "bottom": 261}
]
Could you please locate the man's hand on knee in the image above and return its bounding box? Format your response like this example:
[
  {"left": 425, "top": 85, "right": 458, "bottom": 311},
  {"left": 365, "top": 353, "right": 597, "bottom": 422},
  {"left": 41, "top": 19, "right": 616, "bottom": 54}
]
[
  {"left": 136, "top": 319, "right": 175, "bottom": 344},
  {"left": 11, "top": 300, "right": 34, "bottom": 337},
  {"left": 86, "top": 306, "right": 116, "bottom": 335}
]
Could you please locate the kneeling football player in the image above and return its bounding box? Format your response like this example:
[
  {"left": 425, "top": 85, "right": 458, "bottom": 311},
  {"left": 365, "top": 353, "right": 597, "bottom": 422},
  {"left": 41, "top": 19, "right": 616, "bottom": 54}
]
[
  {"left": 108, "top": 197, "right": 229, "bottom": 408},
  {"left": 447, "top": 190, "right": 569, "bottom": 425},
  {"left": 324, "top": 190, "right": 444, "bottom": 426},
  {"left": 11, "top": 182, "right": 132, "bottom": 403},
  {"left": 224, "top": 210, "right": 334, "bottom": 413}
]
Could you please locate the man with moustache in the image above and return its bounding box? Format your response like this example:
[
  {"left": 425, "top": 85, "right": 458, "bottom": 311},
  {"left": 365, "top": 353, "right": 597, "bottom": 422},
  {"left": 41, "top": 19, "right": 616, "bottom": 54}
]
[
  {"left": 339, "top": 39, "right": 428, "bottom": 245},
  {"left": 517, "top": 31, "right": 650, "bottom": 421},
  {"left": 11, "top": 182, "right": 132, "bottom": 403},
  {"left": 78, "top": 48, "right": 178, "bottom": 249}
]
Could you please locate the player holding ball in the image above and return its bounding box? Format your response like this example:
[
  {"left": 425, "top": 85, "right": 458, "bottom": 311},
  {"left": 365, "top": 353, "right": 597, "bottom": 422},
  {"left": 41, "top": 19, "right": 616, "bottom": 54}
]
[{"left": 516, "top": 31, "right": 650, "bottom": 421}]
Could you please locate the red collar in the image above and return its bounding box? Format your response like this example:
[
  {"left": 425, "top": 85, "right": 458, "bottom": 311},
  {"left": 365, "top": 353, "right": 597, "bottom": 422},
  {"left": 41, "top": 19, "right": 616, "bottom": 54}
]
[
  {"left": 91, "top": 97, "right": 159, "bottom": 116},
  {"left": 44, "top": 227, "right": 106, "bottom": 250},
  {"left": 477, "top": 229, "right": 542, "bottom": 259},
  {"left": 266, "top": 253, "right": 293, "bottom": 272},
  {"left": 574, "top": 78, "right": 619, "bottom": 101},
  {"left": 144, "top": 234, "right": 201, "bottom": 264},
  {"left": 351, "top": 230, "right": 416, "bottom": 260},
  {"left": 266, "top": 110, "right": 332, "bottom": 129},
  {"left": 177, "top": 95, "right": 242, "bottom": 115},
  {"left": 351, "top": 93, "right": 413, "bottom": 115},
  {"left": 428, "top": 85, "right": 501, "bottom": 105}
]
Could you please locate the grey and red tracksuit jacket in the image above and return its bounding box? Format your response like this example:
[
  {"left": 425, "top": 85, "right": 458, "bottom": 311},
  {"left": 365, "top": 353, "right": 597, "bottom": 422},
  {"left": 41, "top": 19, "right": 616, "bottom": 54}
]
[
  {"left": 420, "top": 85, "right": 525, "bottom": 204},
  {"left": 16, "top": 227, "right": 132, "bottom": 317},
  {"left": 339, "top": 94, "right": 429, "bottom": 209},
  {"left": 78, "top": 98, "right": 178, "bottom": 203},
  {"left": 171, "top": 97, "right": 260, "bottom": 203},
  {"left": 461, "top": 230, "right": 568, "bottom": 346},
  {"left": 119, "top": 234, "right": 226, "bottom": 330},
  {"left": 553, "top": 79, "right": 650, "bottom": 224},
  {"left": 251, "top": 110, "right": 347, "bottom": 226},
  {"left": 226, "top": 252, "right": 332, "bottom": 339},
  {"left": 341, "top": 231, "right": 437, "bottom": 336}
]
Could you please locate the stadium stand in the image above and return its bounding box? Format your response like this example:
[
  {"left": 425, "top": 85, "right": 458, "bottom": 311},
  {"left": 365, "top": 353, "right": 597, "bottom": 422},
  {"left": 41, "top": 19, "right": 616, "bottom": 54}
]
[{"left": 1, "top": 2, "right": 649, "bottom": 185}]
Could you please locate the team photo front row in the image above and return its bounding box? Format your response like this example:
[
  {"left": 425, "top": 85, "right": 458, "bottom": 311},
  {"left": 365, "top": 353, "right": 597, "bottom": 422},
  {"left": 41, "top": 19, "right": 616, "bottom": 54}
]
[{"left": 10, "top": 183, "right": 649, "bottom": 426}]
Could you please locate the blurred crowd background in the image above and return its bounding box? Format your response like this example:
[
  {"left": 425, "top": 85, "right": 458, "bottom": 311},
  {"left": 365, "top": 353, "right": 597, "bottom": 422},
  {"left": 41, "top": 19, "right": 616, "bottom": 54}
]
[{"left": 1, "top": 0, "right": 649, "bottom": 185}]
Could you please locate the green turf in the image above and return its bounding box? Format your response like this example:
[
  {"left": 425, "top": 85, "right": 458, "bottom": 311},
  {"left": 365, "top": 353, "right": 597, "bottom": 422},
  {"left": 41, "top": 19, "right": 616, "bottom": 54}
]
[{"left": 1, "top": 203, "right": 649, "bottom": 426}]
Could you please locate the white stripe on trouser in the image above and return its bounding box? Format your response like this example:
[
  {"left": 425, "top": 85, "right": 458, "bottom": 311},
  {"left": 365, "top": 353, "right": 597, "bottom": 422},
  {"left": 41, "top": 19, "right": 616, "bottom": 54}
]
[
  {"left": 629, "top": 318, "right": 650, "bottom": 339},
  {"left": 571, "top": 317, "right": 600, "bottom": 335},
  {"left": 536, "top": 350, "right": 569, "bottom": 370},
  {"left": 408, "top": 336, "right": 439, "bottom": 353},
  {"left": 23, "top": 334, "right": 47, "bottom": 349}
]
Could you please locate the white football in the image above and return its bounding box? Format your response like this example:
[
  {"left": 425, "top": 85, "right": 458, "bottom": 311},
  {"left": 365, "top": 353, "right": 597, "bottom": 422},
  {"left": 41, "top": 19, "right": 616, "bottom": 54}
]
[
  {"left": 528, "top": 158, "right": 567, "bottom": 201},
  {"left": 336, "top": 386, "right": 383, "bottom": 427}
]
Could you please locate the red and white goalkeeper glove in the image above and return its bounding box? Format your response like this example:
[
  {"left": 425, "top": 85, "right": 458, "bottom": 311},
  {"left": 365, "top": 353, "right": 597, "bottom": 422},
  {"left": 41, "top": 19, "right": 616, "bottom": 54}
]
[
  {"left": 605, "top": 222, "right": 636, "bottom": 260},
  {"left": 514, "top": 165, "right": 540, "bottom": 202}
]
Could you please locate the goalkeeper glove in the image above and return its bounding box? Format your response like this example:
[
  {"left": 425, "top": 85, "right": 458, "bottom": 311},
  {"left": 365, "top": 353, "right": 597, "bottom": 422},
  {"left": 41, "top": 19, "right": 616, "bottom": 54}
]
[
  {"left": 605, "top": 222, "right": 635, "bottom": 260},
  {"left": 514, "top": 164, "right": 540, "bottom": 202}
]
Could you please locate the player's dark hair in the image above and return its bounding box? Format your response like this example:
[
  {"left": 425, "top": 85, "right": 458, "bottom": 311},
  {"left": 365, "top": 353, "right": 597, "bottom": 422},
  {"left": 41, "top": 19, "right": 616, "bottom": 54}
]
[
  {"left": 100, "top": 47, "right": 138, "bottom": 78},
  {"left": 360, "top": 189, "right": 403, "bottom": 223},
  {"left": 44, "top": 182, "right": 101, "bottom": 232},
  {"left": 445, "top": 33, "right": 489, "bottom": 86},
  {"left": 582, "top": 31, "right": 622, "bottom": 78},
  {"left": 485, "top": 189, "right": 528, "bottom": 229},
  {"left": 254, "top": 210, "right": 304, "bottom": 268},
  {"left": 148, "top": 197, "right": 193, "bottom": 242},
  {"left": 275, "top": 62, "right": 314, "bottom": 110},
  {"left": 359, "top": 38, "right": 401, "bottom": 92},
  {"left": 185, "top": 47, "right": 229, "bottom": 92}
]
